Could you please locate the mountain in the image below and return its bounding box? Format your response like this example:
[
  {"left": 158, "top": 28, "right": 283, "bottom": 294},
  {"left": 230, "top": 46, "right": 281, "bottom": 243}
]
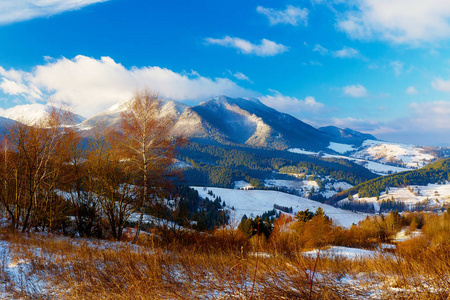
[
  {"left": 174, "top": 96, "right": 330, "bottom": 150},
  {"left": 319, "top": 126, "right": 376, "bottom": 146},
  {"left": 0, "top": 116, "right": 17, "bottom": 134},
  {"left": 80, "top": 95, "right": 331, "bottom": 150},
  {"left": 0, "top": 103, "right": 86, "bottom": 126}
]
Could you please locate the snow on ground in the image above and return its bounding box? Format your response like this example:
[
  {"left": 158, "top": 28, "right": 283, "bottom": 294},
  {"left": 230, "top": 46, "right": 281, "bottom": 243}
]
[
  {"left": 264, "top": 179, "right": 318, "bottom": 190},
  {"left": 0, "top": 240, "right": 48, "bottom": 299},
  {"left": 303, "top": 246, "right": 377, "bottom": 259},
  {"left": 192, "top": 187, "right": 368, "bottom": 228},
  {"left": 288, "top": 148, "right": 411, "bottom": 175},
  {"left": 173, "top": 159, "right": 191, "bottom": 169},
  {"left": 343, "top": 182, "right": 450, "bottom": 212},
  {"left": 321, "top": 181, "right": 354, "bottom": 198},
  {"left": 129, "top": 213, "right": 185, "bottom": 230},
  {"left": 352, "top": 140, "right": 435, "bottom": 168},
  {"left": 322, "top": 153, "right": 411, "bottom": 175},
  {"left": 234, "top": 180, "right": 253, "bottom": 190},
  {"left": 264, "top": 179, "right": 352, "bottom": 198},
  {"left": 328, "top": 142, "right": 355, "bottom": 154},
  {"left": 287, "top": 148, "right": 322, "bottom": 156},
  {"left": 393, "top": 229, "right": 422, "bottom": 242}
]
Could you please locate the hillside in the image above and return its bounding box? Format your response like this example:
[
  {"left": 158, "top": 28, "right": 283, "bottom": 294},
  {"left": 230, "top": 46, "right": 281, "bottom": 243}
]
[
  {"left": 188, "top": 96, "right": 330, "bottom": 150},
  {"left": 179, "top": 142, "right": 379, "bottom": 189},
  {"left": 193, "top": 187, "right": 368, "bottom": 228},
  {"left": 330, "top": 159, "right": 450, "bottom": 211}
]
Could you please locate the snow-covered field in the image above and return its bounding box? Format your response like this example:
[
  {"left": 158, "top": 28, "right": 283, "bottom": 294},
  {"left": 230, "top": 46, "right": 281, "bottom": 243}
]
[
  {"left": 193, "top": 187, "right": 368, "bottom": 228},
  {"left": 340, "top": 182, "right": 450, "bottom": 212}
]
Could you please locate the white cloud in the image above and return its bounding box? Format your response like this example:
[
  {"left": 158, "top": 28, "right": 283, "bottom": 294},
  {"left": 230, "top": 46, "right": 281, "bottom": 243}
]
[
  {"left": 205, "top": 36, "right": 288, "bottom": 57},
  {"left": 313, "top": 44, "right": 328, "bottom": 55},
  {"left": 0, "top": 55, "right": 255, "bottom": 117},
  {"left": 256, "top": 5, "right": 308, "bottom": 26},
  {"left": 330, "top": 117, "right": 383, "bottom": 133},
  {"left": 432, "top": 77, "right": 450, "bottom": 92},
  {"left": 405, "top": 86, "right": 418, "bottom": 95},
  {"left": 336, "top": 0, "right": 450, "bottom": 44},
  {"left": 343, "top": 84, "right": 367, "bottom": 98},
  {"left": 309, "top": 61, "right": 323, "bottom": 66},
  {"left": 232, "top": 72, "right": 251, "bottom": 82},
  {"left": 390, "top": 61, "right": 404, "bottom": 76},
  {"left": 0, "top": 67, "right": 42, "bottom": 99},
  {"left": 0, "top": 0, "right": 109, "bottom": 25},
  {"left": 332, "top": 47, "right": 360, "bottom": 59},
  {"left": 328, "top": 101, "right": 450, "bottom": 145},
  {"left": 259, "top": 91, "right": 325, "bottom": 114},
  {"left": 408, "top": 101, "right": 450, "bottom": 130}
]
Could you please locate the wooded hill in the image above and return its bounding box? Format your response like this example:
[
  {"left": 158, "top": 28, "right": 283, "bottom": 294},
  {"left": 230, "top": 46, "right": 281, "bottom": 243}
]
[{"left": 328, "top": 158, "right": 450, "bottom": 204}]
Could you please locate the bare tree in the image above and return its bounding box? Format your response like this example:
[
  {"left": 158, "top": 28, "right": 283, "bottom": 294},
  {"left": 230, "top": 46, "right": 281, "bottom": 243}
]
[
  {"left": 1, "top": 105, "right": 78, "bottom": 232},
  {"left": 119, "top": 90, "right": 184, "bottom": 242},
  {"left": 83, "top": 126, "right": 136, "bottom": 240}
]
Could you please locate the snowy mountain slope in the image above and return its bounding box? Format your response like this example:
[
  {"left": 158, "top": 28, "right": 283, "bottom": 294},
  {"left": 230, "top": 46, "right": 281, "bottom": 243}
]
[
  {"left": 193, "top": 187, "right": 368, "bottom": 228},
  {"left": 188, "top": 96, "right": 330, "bottom": 150},
  {"left": 351, "top": 140, "right": 436, "bottom": 168},
  {"left": 0, "top": 103, "right": 86, "bottom": 126}
]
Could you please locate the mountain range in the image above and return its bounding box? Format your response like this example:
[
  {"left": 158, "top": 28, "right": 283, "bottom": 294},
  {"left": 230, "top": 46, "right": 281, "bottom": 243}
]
[
  {"left": 76, "top": 95, "right": 373, "bottom": 151},
  {"left": 0, "top": 96, "right": 447, "bottom": 171}
]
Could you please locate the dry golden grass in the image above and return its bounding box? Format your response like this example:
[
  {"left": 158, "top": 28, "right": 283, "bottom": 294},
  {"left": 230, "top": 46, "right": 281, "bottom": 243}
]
[{"left": 0, "top": 212, "right": 449, "bottom": 300}]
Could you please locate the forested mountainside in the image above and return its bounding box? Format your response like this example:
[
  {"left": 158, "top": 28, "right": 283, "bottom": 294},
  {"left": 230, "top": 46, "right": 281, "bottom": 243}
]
[{"left": 178, "top": 142, "right": 378, "bottom": 188}]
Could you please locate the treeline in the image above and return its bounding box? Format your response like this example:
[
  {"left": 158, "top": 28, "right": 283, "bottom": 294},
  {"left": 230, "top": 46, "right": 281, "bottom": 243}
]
[
  {"left": 172, "top": 185, "right": 229, "bottom": 231},
  {"left": 179, "top": 142, "right": 378, "bottom": 188},
  {"left": 237, "top": 207, "right": 450, "bottom": 252}
]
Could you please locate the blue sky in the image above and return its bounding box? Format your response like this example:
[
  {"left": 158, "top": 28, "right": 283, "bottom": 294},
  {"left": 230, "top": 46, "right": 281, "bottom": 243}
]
[{"left": 0, "top": 0, "right": 449, "bottom": 146}]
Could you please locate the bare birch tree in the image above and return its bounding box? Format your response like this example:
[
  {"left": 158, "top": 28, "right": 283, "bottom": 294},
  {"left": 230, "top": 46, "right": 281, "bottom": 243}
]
[{"left": 119, "top": 90, "right": 184, "bottom": 242}]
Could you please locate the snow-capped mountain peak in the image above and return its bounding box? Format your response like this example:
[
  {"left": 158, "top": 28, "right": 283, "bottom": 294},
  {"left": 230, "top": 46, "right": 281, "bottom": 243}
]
[{"left": 0, "top": 103, "right": 86, "bottom": 126}]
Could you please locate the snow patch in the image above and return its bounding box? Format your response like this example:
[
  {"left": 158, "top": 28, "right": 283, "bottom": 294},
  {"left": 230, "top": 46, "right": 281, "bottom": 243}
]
[
  {"left": 304, "top": 246, "right": 377, "bottom": 259},
  {"left": 234, "top": 180, "right": 253, "bottom": 190},
  {"left": 287, "top": 148, "right": 320, "bottom": 156},
  {"left": 328, "top": 142, "right": 355, "bottom": 154}
]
